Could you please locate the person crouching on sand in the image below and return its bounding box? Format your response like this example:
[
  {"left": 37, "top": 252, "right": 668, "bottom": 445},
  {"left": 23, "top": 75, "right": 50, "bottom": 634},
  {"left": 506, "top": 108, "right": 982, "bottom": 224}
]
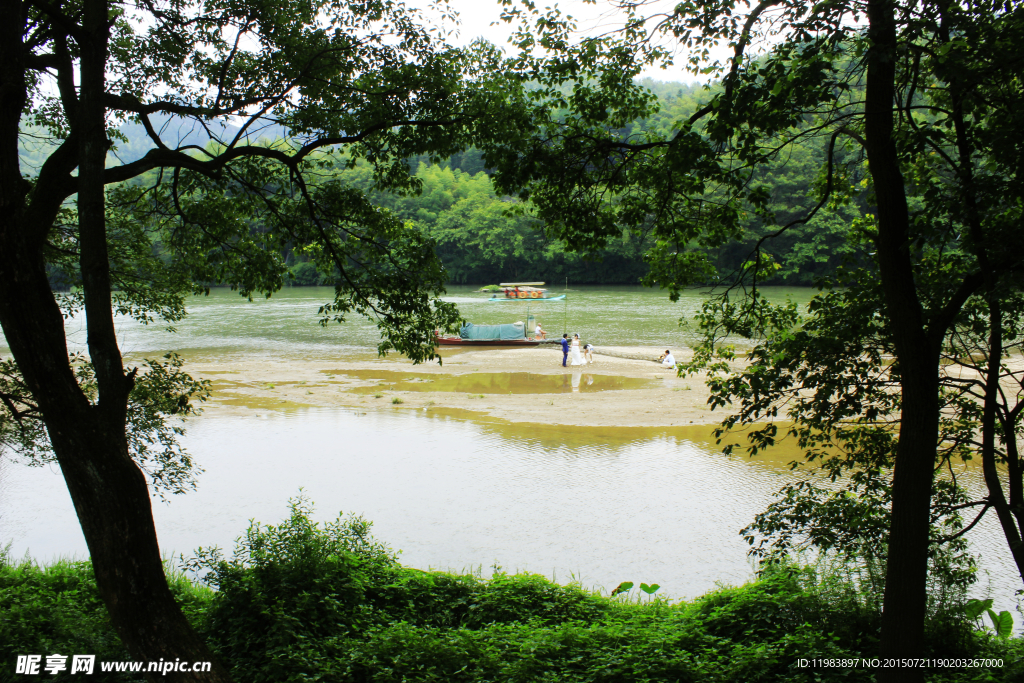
[
  {"left": 660, "top": 350, "right": 676, "bottom": 368},
  {"left": 583, "top": 342, "right": 594, "bottom": 364}
]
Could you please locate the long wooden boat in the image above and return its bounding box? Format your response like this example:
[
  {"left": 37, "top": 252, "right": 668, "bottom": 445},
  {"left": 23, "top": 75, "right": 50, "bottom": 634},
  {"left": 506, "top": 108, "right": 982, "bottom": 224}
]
[
  {"left": 435, "top": 335, "right": 547, "bottom": 346},
  {"left": 435, "top": 321, "right": 560, "bottom": 346},
  {"left": 487, "top": 281, "right": 566, "bottom": 302}
]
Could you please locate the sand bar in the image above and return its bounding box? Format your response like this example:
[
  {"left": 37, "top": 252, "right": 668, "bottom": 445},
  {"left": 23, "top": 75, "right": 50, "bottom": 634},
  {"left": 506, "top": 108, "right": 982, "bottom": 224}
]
[{"left": 180, "top": 345, "right": 729, "bottom": 428}]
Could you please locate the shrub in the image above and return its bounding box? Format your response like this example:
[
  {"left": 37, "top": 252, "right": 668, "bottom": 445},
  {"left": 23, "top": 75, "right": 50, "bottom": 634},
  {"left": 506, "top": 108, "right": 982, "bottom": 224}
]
[
  {"left": 341, "top": 622, "right": 505, "bottom": 682},
  {"left": 370, "top": 568, "right": 482, "bottom": 628},
  {"left": 0, "top": 547, "right": 212, "bottom": 683},
  {"left": 187, "top": 495, "right": 400, "bottom": 682},
  {"left": 694, "top": 564, "right": 843, "bottom": 643},
  {"left": 288, "top": 261, "right": 326, "bottom": 286},
  {"left": 0, "top": 557, "right": 130, "bottom": 681},
  {"left": 465, "top": 572, "right": 607, "bottom": 628},
  {"left": 8, "top": 506, "right": 1023, "bottom": 683}
]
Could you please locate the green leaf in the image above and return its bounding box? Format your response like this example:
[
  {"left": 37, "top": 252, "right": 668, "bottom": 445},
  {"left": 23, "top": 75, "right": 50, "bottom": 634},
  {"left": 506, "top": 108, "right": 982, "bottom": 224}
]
[
  {"left": 639, "top": 582, "right": 660, "bottom": 594},
  {"left": 610, "top": 581, "right": 633, "bottom": 596},
  {"left": 965, "top": 598, "right": 992, "bottom": 620},
  {"left": 987, "top": 609, "right": 1013, "bottom": 638}
]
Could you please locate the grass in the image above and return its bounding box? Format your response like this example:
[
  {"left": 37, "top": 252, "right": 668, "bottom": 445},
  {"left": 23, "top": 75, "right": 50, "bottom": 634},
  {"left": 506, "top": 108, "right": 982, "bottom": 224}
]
[
  {"left": 3, "top": 509, "right": 1021, "bottom": 683},
  {"left": 391, "top": 397, "right": 403, "bottom": 405},
  {"left": 0, "top": 549, "right": 213, "bottom": 682}
]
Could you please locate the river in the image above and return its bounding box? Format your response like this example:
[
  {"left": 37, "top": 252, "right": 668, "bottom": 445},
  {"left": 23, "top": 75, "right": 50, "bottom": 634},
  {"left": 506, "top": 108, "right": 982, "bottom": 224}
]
[{"left": 0, "top": 285, "right": 1019, "bottom": 616}]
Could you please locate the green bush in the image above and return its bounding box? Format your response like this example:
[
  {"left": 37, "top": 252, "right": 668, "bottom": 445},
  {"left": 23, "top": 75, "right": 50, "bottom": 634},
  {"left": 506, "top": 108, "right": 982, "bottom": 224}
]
[
  {"left": 288, "top": 261, "right": 330, "bottom": 286},
  {"left": 187, "top": 495, "right": 399, "bottom": 682},
  {"left": 693, "top": 563, "right": 877, "bottom": 648},
  {"left": 0, "top": 558, "right": 129, "bottom": 681},
  {"left": 464, "top": 572, "right": 608, "bottom": 627},
  {"left": 341, "top": 622, "right": 505, "bottom": 682},
  {"left": 368, "top": 569, "right": 608, "bottom": 630},
  {"left": 5, "top": 502, "right": 1023, "bottom": 683},
  {"left": 369, "top": 568, "right": 481, "bottom": 628},
  {"left": 0, "top": 547, "right": 212, "bottom": 683}
]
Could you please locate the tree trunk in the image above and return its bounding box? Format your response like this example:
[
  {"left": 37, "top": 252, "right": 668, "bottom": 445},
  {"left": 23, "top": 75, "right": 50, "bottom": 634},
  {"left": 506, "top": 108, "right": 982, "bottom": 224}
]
[
  {"left": 864, "top": 0, "right": 938, "bottom": 678},
  {"left": 981, "top": 301, "right": 1024, "bottom": 584},
  {"left": 0, "top": 2, "right": 230, "bottom": 680},
  {"left": 0, "top": 173, "right": 233, "bottom": 683}
]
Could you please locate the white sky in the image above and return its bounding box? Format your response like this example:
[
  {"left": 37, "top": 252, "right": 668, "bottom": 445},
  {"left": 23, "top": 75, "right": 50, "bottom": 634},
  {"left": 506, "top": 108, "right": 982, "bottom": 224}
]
[{"left": 432, "top": 0, "right": 709, "bottom": 85}]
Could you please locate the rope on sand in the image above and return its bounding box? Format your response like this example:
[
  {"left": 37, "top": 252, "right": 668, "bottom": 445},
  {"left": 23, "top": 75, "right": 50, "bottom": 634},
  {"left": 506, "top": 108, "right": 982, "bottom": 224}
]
[
  {"left": 539, "top": 342, "right": 671, "bottom": 365},
  {"left": 591, "top": 349, "right": 664, "bottom": 364}
]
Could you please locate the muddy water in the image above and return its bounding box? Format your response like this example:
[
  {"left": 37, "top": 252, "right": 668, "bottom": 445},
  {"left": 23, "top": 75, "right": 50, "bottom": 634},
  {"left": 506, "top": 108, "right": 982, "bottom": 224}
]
[
  {"left": 0, "top": 285, "right": 817, "bottom": 361},
  {"left": 332, "top": 369, "right": 657, "bottom": 394},
  {"left": 0, "top": 285, "right": 1019, "bottom": 616},
  {"left": 1, "top": 407, "right": 1018, "bottom": 617},
  {"left": 0, "top": 408, "right": 800, "bottom": 596}
]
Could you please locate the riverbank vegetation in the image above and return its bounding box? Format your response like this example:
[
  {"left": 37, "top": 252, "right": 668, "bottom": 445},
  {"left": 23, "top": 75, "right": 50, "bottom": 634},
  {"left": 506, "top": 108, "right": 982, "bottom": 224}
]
[
  {"left": 275, "top": 125, "right": 860, "bottom": 287},
  {"left": 474, "top": 0, "right": 1024, "bottom": 675},
  {"left": 3, "top": 499, "right": 1021, "bottom": 683},
  {"left": 18, "top": 78, "right": 859, "bottom": 288},
  {"left": 6, "top": 0, "right": 1024, "bottom": 675}
]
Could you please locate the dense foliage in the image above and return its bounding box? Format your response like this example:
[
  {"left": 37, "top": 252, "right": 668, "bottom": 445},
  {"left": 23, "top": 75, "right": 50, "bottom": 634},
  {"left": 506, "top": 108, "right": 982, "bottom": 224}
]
[
  {"left": 3, "top": 0, "right": 524, "bottom": 671},
  {"left": 287, "top": 111, "right": 861, "bottom": 286},
  {"left": 18, "top": 78, "right": 865, "bottom": 288},
  {"left": 478, "top": 0, "right": 1024, "bottom": 673},
  {"left": 3, "top": 502, "right": 1021, "bottom": 683}
]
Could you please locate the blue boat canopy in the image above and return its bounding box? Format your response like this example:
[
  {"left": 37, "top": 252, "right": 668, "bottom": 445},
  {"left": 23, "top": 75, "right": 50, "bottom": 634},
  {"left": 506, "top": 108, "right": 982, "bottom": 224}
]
[{"left": 459, "top": 322, "right": 525, "bottom": 341}]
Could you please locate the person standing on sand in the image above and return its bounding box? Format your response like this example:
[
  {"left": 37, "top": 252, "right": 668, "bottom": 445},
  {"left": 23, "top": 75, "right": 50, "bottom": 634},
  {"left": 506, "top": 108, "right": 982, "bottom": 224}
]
[
  {"left": 561, "top": 334, "right": 570, "bottom": 367},
  {"left": 570, "top": 333, "right": 584, "bottom": 366}
]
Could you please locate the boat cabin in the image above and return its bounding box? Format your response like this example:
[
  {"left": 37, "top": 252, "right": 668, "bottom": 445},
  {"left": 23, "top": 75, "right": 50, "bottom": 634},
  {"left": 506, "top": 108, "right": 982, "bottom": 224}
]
[{"left": 498, "top": 281, "right": 547, "bottom": 299}]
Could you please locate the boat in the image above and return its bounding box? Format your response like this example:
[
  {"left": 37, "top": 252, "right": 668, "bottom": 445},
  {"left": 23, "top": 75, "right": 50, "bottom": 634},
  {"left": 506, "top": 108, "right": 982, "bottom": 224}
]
[
  {"left": 435, "top": 334, "right": 546, "bottom": 346},
  {"left": 487, "top": 282, "right": 566, "bottom": 302},
  {"left": 435, "top": 321, "right": 557, "bottom": 346}
]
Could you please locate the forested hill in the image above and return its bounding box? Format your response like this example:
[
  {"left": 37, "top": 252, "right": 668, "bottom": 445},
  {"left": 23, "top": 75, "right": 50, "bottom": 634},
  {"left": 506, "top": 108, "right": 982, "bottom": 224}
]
[
  {"left": 19, "top": 81, "right": 861, "bottom": 287},
  {"left": 301, "top": 77, "right": 863, "bottom": 286}
]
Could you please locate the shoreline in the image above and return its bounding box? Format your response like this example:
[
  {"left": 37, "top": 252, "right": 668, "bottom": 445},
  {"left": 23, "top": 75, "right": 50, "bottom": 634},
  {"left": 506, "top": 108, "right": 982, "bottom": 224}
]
[{"left": 179, "top": 345, "right": 726, "bottom": 428}]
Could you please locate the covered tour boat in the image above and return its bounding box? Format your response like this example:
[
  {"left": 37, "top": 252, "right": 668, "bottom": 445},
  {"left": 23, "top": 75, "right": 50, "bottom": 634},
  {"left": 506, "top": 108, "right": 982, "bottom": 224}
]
[
  {"left": 435, "top": 321, "right": 552, "bottom": 346},
  {"left": 487, "top": 282, "right": 566, "bottom": 302}
]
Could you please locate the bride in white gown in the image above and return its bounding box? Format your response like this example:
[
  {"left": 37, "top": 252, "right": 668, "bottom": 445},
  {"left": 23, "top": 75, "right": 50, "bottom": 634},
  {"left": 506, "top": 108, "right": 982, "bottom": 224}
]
[{"left": 570, "top": 333, "right": 584, "bottom": 366}]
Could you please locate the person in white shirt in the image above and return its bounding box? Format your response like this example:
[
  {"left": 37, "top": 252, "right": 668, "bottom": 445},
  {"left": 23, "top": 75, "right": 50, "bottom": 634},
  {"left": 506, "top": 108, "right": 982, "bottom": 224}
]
[
  {"left": 534, "top": 323, "right": 547, "bottom": 339},
  {"left": 583, "top": 343, "right": 594, "bottom": 364},
  {"left": 660, "top": 350, "right": 676, "bottom": 368}
]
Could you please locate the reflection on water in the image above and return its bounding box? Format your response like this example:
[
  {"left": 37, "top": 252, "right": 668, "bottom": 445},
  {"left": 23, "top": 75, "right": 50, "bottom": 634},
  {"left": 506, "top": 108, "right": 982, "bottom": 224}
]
[
  {"left": 0, "top": 409, "right": 801, "bottom": 598},
  {"left": 1, "top": 408, "right": 1018, "bottom": 614},
  {"left": 331, "top": 369, "right": 656, "bottom": 394}
]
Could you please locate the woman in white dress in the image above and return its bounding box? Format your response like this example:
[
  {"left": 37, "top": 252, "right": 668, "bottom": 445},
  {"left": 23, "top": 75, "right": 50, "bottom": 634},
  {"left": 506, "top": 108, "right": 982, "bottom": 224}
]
[{"left": 570, "top": 333, "right": 584, "bottom": 366}]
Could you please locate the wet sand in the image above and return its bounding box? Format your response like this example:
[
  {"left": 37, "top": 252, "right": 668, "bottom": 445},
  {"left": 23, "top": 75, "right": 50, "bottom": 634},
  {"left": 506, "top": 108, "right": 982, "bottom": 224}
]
[{"left": 180, "top": 345, "right": 730, "bottom": 428}]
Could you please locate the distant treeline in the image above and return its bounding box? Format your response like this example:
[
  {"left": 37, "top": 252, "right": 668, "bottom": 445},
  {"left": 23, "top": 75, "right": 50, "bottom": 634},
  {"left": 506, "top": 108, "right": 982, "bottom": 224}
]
[
  {"left": 292, "top": 78, "right": 865, "bottom": 287},
  {"left": 20, "top": 78, "right": 866, "bottom": 288}
]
